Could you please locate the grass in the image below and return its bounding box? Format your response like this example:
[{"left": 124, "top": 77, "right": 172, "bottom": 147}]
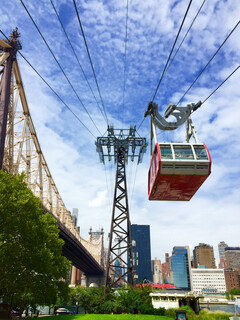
[{"left": 39, "top": 315, "right": 173, "bottom": 320}]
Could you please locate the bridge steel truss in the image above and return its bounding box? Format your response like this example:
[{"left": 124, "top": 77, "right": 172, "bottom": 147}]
[
  {"left": 0, "top": 31, "right": 104, "bottom": 276},
  {"left": 96, "top": 126, "right": 147, "bottom": 293}
]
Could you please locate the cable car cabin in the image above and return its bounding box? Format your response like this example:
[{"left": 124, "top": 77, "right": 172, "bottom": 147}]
[{"left": 148, "top": 143, "right": 211, "bottom": 201}]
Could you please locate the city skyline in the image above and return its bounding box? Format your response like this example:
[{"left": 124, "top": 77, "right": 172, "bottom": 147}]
[
  {"left": 151, "top": 241, "right": 239, "bottom": 267},
  {"left": 1, "top": 0, "right": 239, "bottom": 262}
]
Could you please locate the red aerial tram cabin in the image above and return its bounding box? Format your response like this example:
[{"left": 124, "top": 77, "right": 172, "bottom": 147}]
[{"left": 148, "top": 142, "right": 211, "bottom": 201}]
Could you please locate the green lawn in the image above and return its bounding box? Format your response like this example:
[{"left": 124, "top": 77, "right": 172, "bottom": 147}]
[{"left": 40, "top": 315, "right": 173, "bottom": 320}]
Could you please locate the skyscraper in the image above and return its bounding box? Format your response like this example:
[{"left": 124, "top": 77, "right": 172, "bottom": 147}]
[
  {"left": 193, "top": 243, "right": 216, "bottom": 268},
  {"left": 152, "top": 258, "right": 162, "bottom": 284},
  {"left": 72, "top": 208, "right": 78, "bottom": 227},
  {"left": 218, "top": 241, "right": 228, "bottom": 260},
  {"left": 129, "top": 224, "right": 152, "bottom": 284},
  {"left": 162, "top": 253, "right": 171, "bottom": 284},
  {"left": 171, "top": 246, "right": 191, "bottom": 291},
  {"left": 225, "top": 247, "right": 240, "bottom": 270}
]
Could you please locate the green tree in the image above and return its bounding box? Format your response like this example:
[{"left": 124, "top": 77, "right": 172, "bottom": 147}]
[
  {"left": 230, "top": 288, "right": 240, "bottom": 295},
  {"left": 114, "top": 286, "right": 142, "bottom": 314},
  {"left": 136, "top": 285, "right": 153, "bottom": 305},
  {"left": 0, "top": 171, "right": 70, "bottom": 318}
]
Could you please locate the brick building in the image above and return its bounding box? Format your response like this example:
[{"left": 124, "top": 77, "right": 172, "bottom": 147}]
[
  {"left": 193, "top": 243, "right": 216, "bottom": 269},
  {"left": 225, "top": 247, "right": 240, "bottom": 270},
  {"left": 224, "top": 269, "right": 240, "bottom": 291}
]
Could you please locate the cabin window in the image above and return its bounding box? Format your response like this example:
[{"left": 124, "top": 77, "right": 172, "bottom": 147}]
[
  {"left": 173, "top": 146, "right": 194, "bottom": 159},
  {"left": 160, "top": 146, "right": 173, "bottom": 159},
  {"left": 194, "top": 146, "right": 208, "bottom": 160}
]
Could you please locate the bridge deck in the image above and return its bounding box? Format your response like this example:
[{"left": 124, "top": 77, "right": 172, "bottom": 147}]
[{"left": 57, "top": 219, "right": 104, "bottom": 276}]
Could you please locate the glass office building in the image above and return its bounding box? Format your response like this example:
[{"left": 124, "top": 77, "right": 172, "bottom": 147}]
[
  {"left": 171, "top": 246, "right": 191, "bottom": 291},
  {"left": 129, "top": 224, "right": 152, "bottom": 284}
]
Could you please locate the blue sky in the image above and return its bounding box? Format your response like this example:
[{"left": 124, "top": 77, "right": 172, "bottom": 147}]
[{"left": 1, "top": 0, "right": 239, "bottom": 263}]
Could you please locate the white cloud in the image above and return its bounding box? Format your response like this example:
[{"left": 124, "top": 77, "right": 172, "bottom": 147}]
[{"left": 88, "top": 190, "right": 108, "bottom": 207}]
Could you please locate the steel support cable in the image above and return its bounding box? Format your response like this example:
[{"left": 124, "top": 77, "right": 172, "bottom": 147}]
[
  {"left": 152, "top": 0, "right": 193, "bottom": 102},
  {"left": 49, "top": 0, "right": 107, "bottom": 125},
  {"left": 0, "top": 28, "right": 96, "bottom": 140},
  {"left": 73, "top": 0, "right": 109, "bottom": 125},
  {"left": 17, "top": 51, "right": 96, "bottom": 139},
  {"left": 20, "top": 0, "right": 102, "bottom": 136},
  {"left": 137, "top": 117, "right": 145, "bottom": 131},
  {"left": 137, "top": 66, "right": 240, "bottom": 134},
  {"left": 165, "top": 0, "right": 206, "bottom": 75},
  {"left": 137, "top": 67, "right": 240, "bottom": 135},
  {"left": 137, "top": 0, "right": 193, "bottom": 132},
  {"left": 201, "top": 64, "right": 240, "bottom": 105},
  {"left": 176, "top": 20, "right": 240, "bottom": 106},
  {"left": 122, "top": 0, "right": 129, "bottom": 124},
  {"left": 137, "top": 19, "right": 239, "bottom": 132}
]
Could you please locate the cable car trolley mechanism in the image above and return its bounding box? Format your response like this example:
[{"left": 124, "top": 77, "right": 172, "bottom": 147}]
[{"left": 144, "top": 101, "right": 211, "bottom": 201}]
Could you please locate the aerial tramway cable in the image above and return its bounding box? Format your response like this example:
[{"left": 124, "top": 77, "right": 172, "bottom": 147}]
[
  {"left": 0, "top": 28, "right": 97, "bottom": 139},
  {"left": 122, "top": 0, "right": 129, "bottom": 123},
  {"left": 201, "top": 64, "right": 240, "bottom": 105},
  {"left": 137, "top": 20, "right": 240, "bottom": 132},
  {"left": 50, "top": 0, "right": 107, "bottom": 125},
  {"left": 73, "top": 0, "right": 109, "bottom": 126},
  {"left": 152, "top": 0, "right": 193, "bottom": 102},
  {"left": 165, "top": 0, "right": 206, "bottom": 75},
  {"left": 18, "top": 52, "right": 97, "bottom": 139},
  {"left": 20, "top": 0, "right": 103, "bottom": 136},
  {"left": 137, "top": 0, "right": 193, "bottom": 131},
  {"left": 176, "top": 20, "right": 240, "bottom": 106}
]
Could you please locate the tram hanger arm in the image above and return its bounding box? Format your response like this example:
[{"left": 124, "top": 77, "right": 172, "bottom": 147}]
[{"left": 144, "top": 101, "right": 202, "bottom": 131}]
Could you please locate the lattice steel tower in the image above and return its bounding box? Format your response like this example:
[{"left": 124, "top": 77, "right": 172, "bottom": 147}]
[{"left": 96, "top": 125, "right": 147, "bottom": 292}]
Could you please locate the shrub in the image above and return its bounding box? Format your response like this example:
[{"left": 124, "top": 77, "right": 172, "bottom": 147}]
[
  {"left": 180, "top": 305, "right": 195, "bottom": 315},
  {"left": 165, "top": 308, "right": 176, "bottom": 318},
  {"left": 154, "top": 307, "right": 165, "bottom": 315},
  {"left": 138, "top": 304, "right": 165, "bottom": 315},
  {"left": 138, "top": 303, "right": 154, "bottom": 314},
  {"left": 198, "top": 309, "right": 232, "bottom": 320},
  {"left": 99, "top": 300, "right": 115, "bottom": 314}
]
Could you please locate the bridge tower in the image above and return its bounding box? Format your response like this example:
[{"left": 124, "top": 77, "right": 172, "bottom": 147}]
[
  {"left": 0, "top": 30, "right": 105, "bottom": 278},
  {"left": 0, "top": 28, "right": 21, "bottom": 169},
  {"left": 96, "top": 126, "right": 147, "bottom": 293}
]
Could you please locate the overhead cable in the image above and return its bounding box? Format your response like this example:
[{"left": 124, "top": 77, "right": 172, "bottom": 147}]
[
  {"left": 122, "top": 0, "right": 129, "bottom": 123},
  {"left": 50, "top": 0, "right": 107, "bottom": 125},
  {"left": 137, "top": 0, "right": 193, "bottom": 131},
  {"left": 18, "top": 52, "right": 97, "bottom": 139},
  {"left": 20, "top": 0, "right": 102, "bottom": 136},
  {"left": 165, "top": 0, "right": 206, "bottom": 75},
  {"left": 73, "top": 0, "right": 109, "bottom": 125},
  {"left": 152, "top": 0, "right": 193, "bottom": 102},
  {"left": 176, "top": 20, "right": 240, "bottom": 106},
  {"left": 137, "top": 117, "right": 146, "bottom": 131},
  {"left": 202, "top": 64, "right": 240, "bottom": 105},
  {"left": 0, "top": 25, "right": 96, "bottom": 139},
  {"left": 0, "top": 28, "right": 96, "bottom": 138}
]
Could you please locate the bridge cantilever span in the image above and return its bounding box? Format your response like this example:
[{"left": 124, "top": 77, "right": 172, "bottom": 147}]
[
  {"left": 0, "top": 34, "right": 104, "bottom": 277},
  {"left": 58, "top": 220, "right": 104, "bottom": 275}
]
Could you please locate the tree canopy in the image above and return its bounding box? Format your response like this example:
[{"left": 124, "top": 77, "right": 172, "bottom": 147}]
[{"left": 0, "top": 171, "right": 70, "bottom": 316}]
